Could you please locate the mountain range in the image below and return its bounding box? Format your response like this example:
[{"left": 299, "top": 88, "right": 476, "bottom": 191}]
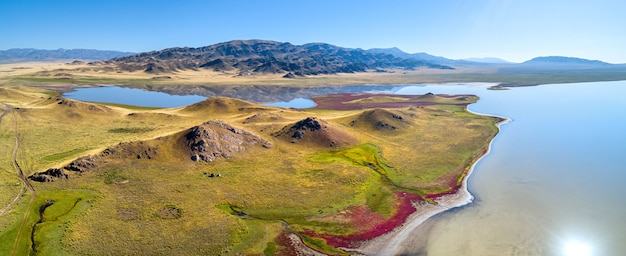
[
  {"left": 1, "top": 40, "right": 622, "bottom": 75},
  {"left": 0, "top": 48, "right": 134, "bottom": 63},
  {"left": 99, "top": 40, "right": 452, "bottom": 75}
]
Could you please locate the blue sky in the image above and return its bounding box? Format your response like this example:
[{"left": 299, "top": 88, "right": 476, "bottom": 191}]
[{"left": 1, "top": 0, "right": 624, "bottom": 63}]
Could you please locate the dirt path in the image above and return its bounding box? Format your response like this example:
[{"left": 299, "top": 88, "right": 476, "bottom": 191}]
[
  {"left": 0, "top": 103, "right": 25, "bottom": 217},
  {"left": 1, "top": 103, "right": 34, "bottom": 193},
  {"left": 1, "top": 103, "right": 36, "bottom": 255}
]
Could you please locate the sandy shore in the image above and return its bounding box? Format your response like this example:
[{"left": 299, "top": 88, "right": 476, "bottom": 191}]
[{"left": 356, "top": 111, "right": 510, "bottom": 255}]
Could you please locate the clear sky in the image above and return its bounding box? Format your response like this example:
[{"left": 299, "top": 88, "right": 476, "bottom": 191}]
[{"left": 1, "top": 0, "right": 624, "bottom": 63}]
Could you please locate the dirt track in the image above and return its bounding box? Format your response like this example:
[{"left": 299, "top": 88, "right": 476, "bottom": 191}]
[
  {"left": 1, "top": 102, "right": 36, "bottom": 255},
  {"left": 2, "top": 103, "right": 34, "bottom": 193},
  {"left": 0, "top": 103, "right": 26, "bottom": 217}
]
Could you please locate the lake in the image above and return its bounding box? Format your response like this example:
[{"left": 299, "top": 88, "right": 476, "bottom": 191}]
[
  {"left": 389, "top": 81, "right": 626, "bottom": 256},
  {"left": 64, "top": 81, "right": 626, "bottom": 255},
  {"left": 64, "top": 86, "right": 206, "bottom": 108}
]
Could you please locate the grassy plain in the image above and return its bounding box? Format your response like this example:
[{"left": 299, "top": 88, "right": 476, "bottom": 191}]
[
  {"left": 0, "top": 71, "right": 501, "bottom": 255},
  {"left": 3, "top": 61, "right": 626, "bottom": 88}
]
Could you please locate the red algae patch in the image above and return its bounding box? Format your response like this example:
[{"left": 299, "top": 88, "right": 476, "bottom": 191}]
[
  {"left": 302, "top": 192, "right": 423, "bottom": 248},
  {"left": 311, "top": 93, "right": 476, "bottom": 110}
]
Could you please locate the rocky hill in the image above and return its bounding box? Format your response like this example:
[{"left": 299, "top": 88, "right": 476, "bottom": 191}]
[
  {"left": 29, "top": 119, "right": 271, "bottom": 182},
  {"left": 271, "top": 117, "right": 357, "bottom": 148},
  {"left": 100, "top": 40, "right": 453, "bottom": 75}
]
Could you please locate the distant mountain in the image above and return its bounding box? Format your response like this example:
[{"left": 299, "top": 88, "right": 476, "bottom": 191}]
[
  {"left": 462, "top": 57, "right": 512, "bottom": 64},
  {"left": 366, "top": 47, "right": 458, "bottom": 65},
  {"left": 523, "top": 56, "right": 611, "bottom": 66},
  {"left": 0, "top": 48, "right": 134, "bottom": 63},
  {"left": 101, "top": 40, "right": 453, "bottom": 75}
]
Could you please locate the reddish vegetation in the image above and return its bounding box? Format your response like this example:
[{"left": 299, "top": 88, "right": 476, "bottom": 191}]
[
  {"left": 311, "top": 93, "right": 473, "bottom": 110},
  {"left": 274, "top": 231, "right": 301, "bottom": 255},
  {"left": 424, "top": 176, "right": 463, "bottom": 200},
  {"left": 425, "top": 148, "right": 487, "bottom": 200},
  {"left": 302, "top": 192, "right": 422, "bottom": 248}
]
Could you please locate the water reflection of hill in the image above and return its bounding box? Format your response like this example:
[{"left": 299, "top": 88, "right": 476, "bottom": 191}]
[{"left": 127, "top": 84, "right": 408, "bottom": 103}]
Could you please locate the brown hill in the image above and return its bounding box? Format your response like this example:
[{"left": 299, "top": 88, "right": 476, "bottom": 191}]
[
  {"left": 271, "top": 117, "right": 357, "bottom": 148},
  {"left": 29, "top": 119, "right": 271, "bottom": 182},
  {"left": 94, "top": 40, "right": 452, "bottom": 75},
  {"left": 178, "top": 96, "right": 269, "bottom": 114},
  {"left": 242, "top": 112, "right": 285, "bottom": 124},
  {"left": 344, "top": 108, "right": 411, "bottom": 132},
  {"left": 181, "top": 120, "right": 271, "bottom": 162}
]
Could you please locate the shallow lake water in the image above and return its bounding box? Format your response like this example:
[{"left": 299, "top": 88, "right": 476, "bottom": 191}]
[
  {"left": 391, "top": 81, "right": 626, "bottom": 256},
  {"left": 64, "top": 81, "right": 626, "bottom": 255},
  {"left": 64, "top": 86, "right": 206, "bottom": 108}
]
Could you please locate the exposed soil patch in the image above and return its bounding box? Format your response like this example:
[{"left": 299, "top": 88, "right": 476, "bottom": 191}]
[
  {"left": 158, "top": 205, "right": 182, "bottom": 219},
  {"left": 117, "top": 208, "right": 140, "bottom": 221}
]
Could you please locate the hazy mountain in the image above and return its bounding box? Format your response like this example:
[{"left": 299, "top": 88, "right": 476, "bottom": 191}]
[
  {"left": 0, "top": 48, "right": 134, "bottom": 63},
  {"left": 522, "top": 56, "right": 611, "bottom": 66},
  {"left": 102, "top": 40, "right": 453, "bottom": 75},
  {"left": 366, "top": 47, "right": 458, "bottom": 64},
  {"left": 462, "top": 57, "right": 512, "bottom": 64}
]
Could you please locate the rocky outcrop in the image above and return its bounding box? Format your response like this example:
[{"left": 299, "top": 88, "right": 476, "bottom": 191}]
[
  {"left": 282, "top": 72, "right": 296, "bottom": 78},
  {"left": 184, "top": 120, "right": 271, "bottom": 162},
  {"left": 29, "top": 119, "right": 270, "bottom": 182},
  {"left": 29, "top": 141, "right": 159, "bottom": 183},
  {"left": 28, "top": 168, "right": 68, "bottom": 182}
]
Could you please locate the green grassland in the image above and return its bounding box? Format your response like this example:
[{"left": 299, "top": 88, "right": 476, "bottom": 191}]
[{"left": 0, "top": 85, "right": 500, "bottom": 255}]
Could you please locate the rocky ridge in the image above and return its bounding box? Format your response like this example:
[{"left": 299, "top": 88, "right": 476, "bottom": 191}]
[
  {"left": 96, "top": 40, "right": 453, "bottom": 75},
  {"left": 29, "top": 120, "right": 270, "bottom": 182}
]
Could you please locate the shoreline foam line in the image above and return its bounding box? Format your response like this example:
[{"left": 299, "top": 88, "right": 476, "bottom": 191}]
[{"left": 357, "top": 106, "right": 510, "bottom": 255}]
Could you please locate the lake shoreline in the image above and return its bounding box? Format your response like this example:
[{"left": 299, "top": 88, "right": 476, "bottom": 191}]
[{"left": 356, "top": 109, "right": 510, "bottom": 255}]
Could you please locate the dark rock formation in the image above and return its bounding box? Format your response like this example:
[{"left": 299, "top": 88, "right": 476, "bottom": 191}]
[
  {"left": 28, "top": 168, "right": 68, "bottom": 182},
  {"left": 64, "top": 157, "right": 97, "bottom": 172},
  {"left": 294, "top": 117, "right": 324, "bottom": 131},
  {"left": 29, "top": 141, "right": 159, "bottom": 182}
]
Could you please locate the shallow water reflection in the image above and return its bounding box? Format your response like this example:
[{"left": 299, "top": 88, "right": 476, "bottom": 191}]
[{"left": 403, "top": 81, "right": 626, "bottom": 255}]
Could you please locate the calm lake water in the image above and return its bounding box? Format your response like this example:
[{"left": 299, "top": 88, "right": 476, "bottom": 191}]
[
  {"left": 64, "top": 81, "right": 626, "bottom": 255},
  {"left": 64, "top": 86, "right": 206, "bottom": 107},
  {"left": 264, "top": 97, "right": 317, "bottom": 108},
  {"left": 390, "top": 81, "right": 626, "bottom": 256}
]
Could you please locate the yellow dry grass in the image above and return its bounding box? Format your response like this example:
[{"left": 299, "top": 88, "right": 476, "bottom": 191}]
[
  {"left": 0, "top": 84, "right": 499, "bottom": 255},
  {"left": 0, "top": 61, "right": 497, "bottom": 88}
]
